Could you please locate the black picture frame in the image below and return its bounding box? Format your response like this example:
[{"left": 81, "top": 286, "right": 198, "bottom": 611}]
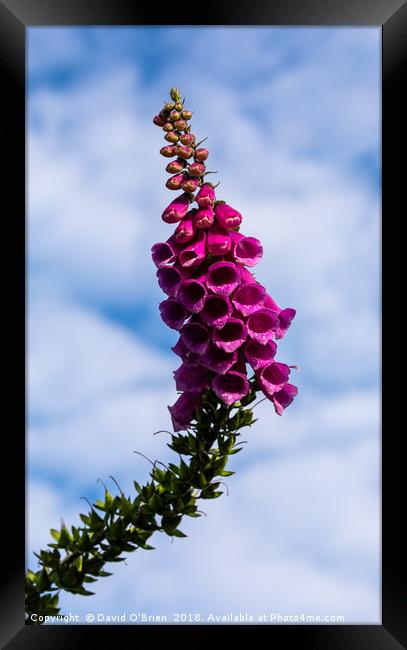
[{"left": 0, "top": 0, "right": 403, "bottom": 647}]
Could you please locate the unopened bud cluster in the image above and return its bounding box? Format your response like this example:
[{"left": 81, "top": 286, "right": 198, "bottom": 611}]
[{"left": 152, "top": 89, "right": 298, "bottom": 432}]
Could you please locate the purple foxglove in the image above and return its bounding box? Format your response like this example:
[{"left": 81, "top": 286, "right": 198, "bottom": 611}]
[
  {"left": 207, "top": 222, "right": 232, "bottom": 256},
  {"left": 212, "top": 371, "right": 250, "bottom": 406},
  {"left": 213, "top": 317, "right": 247, "bottom": 353},
  {"left": 206, "top": 261, "right": 241, "bottom": 296},
  {"left": 214, "top": 203, "right": 242, "bottom": 230},
  {"left": 161, "top": 194, "right": 190, "bottom": 223},
  {"left": 174, "top": 361, "right": 209, "bottom": 393},
  {"left": 193, "top": 206, "right": 215, "bottom": 229},
  {"left": 172, "top": 336, "right": 201, "bottom": 363},
  {"left": 179, "top": 231, "right": 206, "bottom": 268},
  {"left": 258, "top": 362, "right": 291, "bottom": 398},
  {"left": 272, "top": 383, "right": 298, "bottom": 415},
  {"left": 156, "top": 264, "right": 184, "bottom": 296},
  {"left": 151, "top": 237, "right": 180, "bottom": 268},
  {"left": 199, "top": 294, "right": 232, "bottom": 329},
  {"left": 180, "top": 321, "right": 211, "bottom": 354},
  {"left": 194, "top": 147, "right": 209, "bottom": 162},
  {"left": 166, "top": 173, "right": 187, "bottom": 190},
  {"left": 201, "top": 344, "right": 237, "bottom": 374},
  {"left": 181, "top": 176, "right": 200, "bottom": 193},
  {"left": 173, "top": 218, "right": 196, "bottom": 244},
  {"left": 263, "top": 294, "right": 296, "bottom": 339},
  {"left": 159, "top": 298, "right": 188, "bottom": 330},
  {"left": 244, "top": 338, "right": 277, "bottom": 371},
  {"left": 168, "top": 392, "right": 201, "bottom": 432},
  {"left": 247, "top": 309, "right": 279, "bottom": 344},
  {"left": 177, "top": 279, "right": 207, "bottom": 312},
  {"left": 230, "top": 231, "right": 263, "bottom": 267},
  {"left": 232, "top": 282, "right": 266, "bottom": 316},
  {"left": 196, "top": 183, "right": 216, "bottom": 207}
]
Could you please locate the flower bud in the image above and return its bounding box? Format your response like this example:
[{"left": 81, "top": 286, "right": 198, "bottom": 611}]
[
  {"left": 194, "top": 147, "right": 209, "bottom": 162},
  {"left": 182, "top": 110, "right": 192, "bottom": 120},
  {"left": 174, "top": 218, "right": 196, "bottom": 244},
  {"left": 162, "top": 193, "right": 191, "bottom": 223},
  {"left": 166, "top": 173, "right": 187, "bottom": 190},
  {"left": 188, "top": 162, "right": 205, "bottom": 177},
  {"left": 159, "top": 109, "right": 169, "bottom": 119},
  {"left": 193, "top": 206, "right": 214, "bottom": 229},
  {"left": 166, "top": 158, "right": 187, "bottom": 173},
  {"left": 179, "top": 133, "right": 195, "bottom": 146},
  {"left": 176, "top": 145, "right": 194, "bottom": 159},
  {"left": 163, "top": 122, "right": 174, "bottom": 132},
  {"left": 174, "top": 119, "right": 187, "bottom": 131},
  {"left": 153, "top": 114, "right": 166, "bottom": 127},
  {"left": 174, "top": 101, "right": 183, "bottom": 111},
  {"left": 214, "top": 203, "right": 242, "bottom": 230},
  {"left": 160, "top": 145, "right": 177, "bottom": 158},
  {"left": 165, "top": 132, "right": 179, "bottom": 143},
  {"left": 164, "top": 102, "right": 175, "bottom": 112},
  {"left": 169, "top": 111, "right": 181, "bottom": 122},
  {"left": 196, "top": 183, "right": 215, "bottom": 207},
  {"left": 181, "top": 176, "right": 200, "bottom": 192},
  {"left": 170, "top": 88, "right": 182, "bottom": 102}
]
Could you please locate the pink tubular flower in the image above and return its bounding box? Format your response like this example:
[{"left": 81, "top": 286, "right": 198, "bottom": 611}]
[
  {"left": 230, "top": 231, "right": 263, "bottom": 267},
  {"left": 174, "top": 361, "right": 209, "bottom": 393},
  {"left": 162, "top": 194, "right": 190, "bottom": 223},
  {"left": 193, "top": 206, "right": 214, "bottom": 229},
  {"left": 159, "top": 298, "right": 188, "bottom": 330},
  {"left": 214, "top": 203, "right": 242, "bottom": 230},
  {"left": 272, "top": 383, "right": 298, "bottom": 415},
  {"left": 156, "top": 264, "right": 184, "bottom": 296},
  {"left": 177, "top": 279, "right": 207, "bottom": 312},
  {"left": 212, "top": 371, "right": 250, "bottom": 406},
  {"left": 180, "top": 321, "right": 211, "bottom": 354},
  {"left": 201, "top": 345, "right": 237, "bottom": 374},
  {"left": 199, "top": 294, "right": 232, "bottom": 329},
  {"left": 263, "top": 293, "right": 296, "bottom": 339},
  {"left": 258, "top": 362, "right": 291, "bottom": 398},
  {"left": 173, "top": 218, "right": 196, "bottom": 244},
  {"left": 247, "top": 309, "right": 279, "bottom": 344},
  {"left": 179, "top": 231, "right": 206, "bottom": 268},
  {"left": 168, "top": 392, "right": 201, "bottom": 431},
  {"left": 207, "top": 222, "right": 232, "bottom": 256},
  {"left": 171, "top": 336, "right": 201, "bottom": 363},
  {"left": 213, "top": 317, "right": 247, "bottom": 353},
  {"left": 232, "top": 282, "right": 266, "bottom": 316},
  {"left": 151, "top": 237, "right": 179, "bottom": 268},
  {"left": 196, "top": 183, "right": 216, "bottom": 207},
  {"left": 244, "top": 338, "right": 277, "bottom": 371},
  {"left": 206, "top": 261, "right": 241, "bottom": 296}
]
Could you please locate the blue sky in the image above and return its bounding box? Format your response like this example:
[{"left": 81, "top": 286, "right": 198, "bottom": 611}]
[{"left": 28, "top": 27, "right": 380, "bottom": 624}]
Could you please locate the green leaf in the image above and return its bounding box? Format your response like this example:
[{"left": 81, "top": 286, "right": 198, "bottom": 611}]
[{"left": 50, "top": 529, "right": 60, "bottom": 542}]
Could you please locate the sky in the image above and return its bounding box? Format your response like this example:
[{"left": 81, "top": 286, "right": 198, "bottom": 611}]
[{"left": 27, "top": 26, "right": 381, "bottom": 625}]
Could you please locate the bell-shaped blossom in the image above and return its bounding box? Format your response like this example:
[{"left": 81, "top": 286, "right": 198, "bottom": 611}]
[
  {"left": 193, "top": 206, "right": 214, "bottom": 229},
  {"left": 180, "top": 321, "right": 210, "bottom": 354},
  {"left": 214, "top": 203, "right": 242, "bottom": 230},
  {"left": 232, "top": 283, "right": 265, "bottom": 316},
  {"left": 171, "top": 337, "right": 201, "bottom": 363},
  {"left": 263, "top": 294, "right": 296, "bottom": 339},
  {"left": 173, "top": 218, "right": 196, "bottom": 244},
  {"left": 212, "top": 371, "right": 250, "bottom": 406},
  {"left": 244, "top": 339, "right": 277, "bottom": 371},
  {"left": 156, "top": 264, "right": 185, "bottom": 296},
  {"left": 206, "top": 261, "right": 241, "bottom": 296},
  {"left": 179, "top": 231, "right": 206, "bottom": 268},
  {"left": 272, "top": 383, "right": 298, "bottom": 415},
  {"left": 230, "top": 231, "right": 263, "bottom": 267},
  {"left": 199, "top": 294, "right": 232, "bottom": 329},
  {"left": 177, "top": 279, "right": 207, "bottom": 313},
  {"left": 213, "top": 317, "right": 247, "bottom": 353},
  {"left": 247, "top": 309, "right": 279, "bottom": 344},
  {"left": 168, "top": 392, "right": 201, "bottom": 431},
  {"left": 207, "top": 222, "right": 232, "bottom": 256},
  {"left": 201, "top": 345, "right": 237, "bottom": 374},
  {"left": 174, "top": 361, "right": 209, "bottom": 393},
  {"left": 159, "top": 298, "right": 188, "bottom": 330},
  {"left": 151, "top": 238, "right": 179, "bottom": 268},
  {"left": 196, "top": 183, "right": 216, "bottom": 207},
  {"left": 162, "top": 194, "right": 190, "bottom": 223},
  {"left": 258, "top": 362, "right": 291, "bottom": 398}
]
